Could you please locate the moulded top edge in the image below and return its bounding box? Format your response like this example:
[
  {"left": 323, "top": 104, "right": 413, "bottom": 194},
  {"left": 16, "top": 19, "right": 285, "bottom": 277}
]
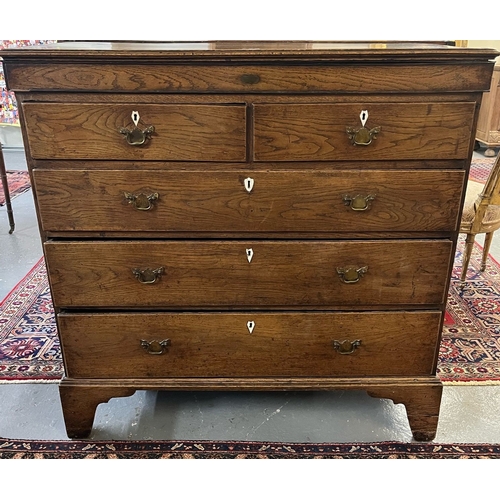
[{"left": 1, "top": 41, "right": 499, "bottom": 62}]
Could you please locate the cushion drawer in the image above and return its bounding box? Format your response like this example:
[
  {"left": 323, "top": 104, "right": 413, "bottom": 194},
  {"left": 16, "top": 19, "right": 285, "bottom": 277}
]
[
  {"left": 59, "top": 311, "right": 442, "bottom": 378},
  {"left": 34, "top": 169, "right": 465, "bottom": 233},
  {"left": 254, "top": 102, "right": 475, "bottom": 161},
  {"left": 6, "top": 62, "right": 492, "bottom": 93},
  {"left": 22, "top": 103, "right": 247, "bottom": 161},
  {"left": 44, "top": 240, "right": 453, "bottom": 308}
]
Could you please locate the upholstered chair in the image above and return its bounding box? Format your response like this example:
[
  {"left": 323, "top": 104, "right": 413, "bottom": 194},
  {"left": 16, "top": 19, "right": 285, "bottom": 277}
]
[{"left": 460, "top": 153, "right": 500, "bottom": 282}]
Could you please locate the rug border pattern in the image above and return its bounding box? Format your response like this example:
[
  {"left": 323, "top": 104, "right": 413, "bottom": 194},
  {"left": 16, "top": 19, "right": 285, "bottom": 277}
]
[
  {"left": 0, "top": 257, "right": 62, "bottom": 382},
  {"left": 1, "top": 438, "right": 499, "bottom": 458}
]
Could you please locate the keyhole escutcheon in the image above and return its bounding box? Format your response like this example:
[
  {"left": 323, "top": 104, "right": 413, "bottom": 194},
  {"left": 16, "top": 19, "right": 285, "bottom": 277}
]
[
  {"left": 246, "top": 248, "right": 254, "bottom": 263},
  {"left": 244, "top": 177, "right": 254, "bottom": 193}
]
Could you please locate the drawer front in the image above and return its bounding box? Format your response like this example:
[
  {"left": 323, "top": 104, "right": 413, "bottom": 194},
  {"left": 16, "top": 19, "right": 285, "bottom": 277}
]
[
  {"left": 44, "top": 240, "right": 453, "bottom": 308},
  {"left": 23, "top": 103, "right": 247, "bottom": 161},
  {"left": 254, "top": 102, "right": 475, "bottom": 161},
  {"left": 6, "top": 62, "right": 493, "bottom": 93},
  {"left": 59, "top": 311, "right": 442, "bottom": 378},
  {"left": 34, "top": 169, "right": 465, "bottom": 233}
]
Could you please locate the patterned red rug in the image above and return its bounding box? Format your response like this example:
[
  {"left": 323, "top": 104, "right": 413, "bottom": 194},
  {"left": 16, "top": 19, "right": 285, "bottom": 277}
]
[
  {"left": 0, "top": 170, "right": 31, "bottom": 206},
  {"left": 1, "top": 237, "right": 499, "bottom": 384},
  {"left": 0, "top": 258, "right": 60, "bottom": 381},
  {"left": 0, "top": 437, "right": 498, "bottom": 458},
  {"left": 439, "top": 239, "right": 500, "bottom": 383},
  {"left": 469, "top": 156, "right": 496, "bottom": 183}
]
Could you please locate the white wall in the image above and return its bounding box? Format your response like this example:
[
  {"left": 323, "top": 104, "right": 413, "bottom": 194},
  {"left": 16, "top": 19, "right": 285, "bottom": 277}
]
[{"left": 467, "top": 40, "right": 500, "bottom": 63}]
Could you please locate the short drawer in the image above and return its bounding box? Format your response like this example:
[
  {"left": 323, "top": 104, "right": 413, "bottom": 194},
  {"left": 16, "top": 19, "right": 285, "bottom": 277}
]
[
  {"left": 58, "top": 311, "right": 442, "bottom": 378},
  {"left": 44, "top": 240, "right": 453, "bottom": 308},
  {"left": 22, "top": 103, "right": 247, "bottom": 161},
  {"left": 34, "top": 169, "right": 465, "bottom": 233},
  {"left": 254, "top": 102, "right": 475, "bottom": 161}
]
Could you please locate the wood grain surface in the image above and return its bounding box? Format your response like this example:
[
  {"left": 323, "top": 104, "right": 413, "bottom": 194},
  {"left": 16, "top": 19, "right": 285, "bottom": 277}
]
[
  {"left": 58, "top": 311, "right": 442, "bottom": 378},
  {"left": 23, "top": 103, "right": 247, "bottom": 161},
  {"left": 5, "top": 63, "right": 494, "bottom": 93},
  {"left": 33, "top": 169, "right": 465, "bottom": 233},
  {"left": 44, "top": 240, "right": 453, "bottom": 308},
  {"left": 254, "top": 102, "right": 475, "bottom": 160}
]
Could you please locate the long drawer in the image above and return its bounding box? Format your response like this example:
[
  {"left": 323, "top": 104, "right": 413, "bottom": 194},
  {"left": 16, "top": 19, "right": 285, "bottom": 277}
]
[
  {"left": 44, "top": 240, "right": 453, "bottom": 308},
  {"left": 22, "top": 103, "right": 247, "bottom": 161},
  {"left": 254, "top": 102, "right": 475, "bottom": 161},
  {"left": 58, "top": 311, "right": 442, "bottom": 378},
  {"left": 34, "top": 169, "right": 465, "bottom": 233}
]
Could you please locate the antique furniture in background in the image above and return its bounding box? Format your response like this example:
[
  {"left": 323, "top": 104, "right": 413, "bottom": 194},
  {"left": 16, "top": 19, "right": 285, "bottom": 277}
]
[
  {"left": 476, "top": 65, "right": 500, "bottom": 157},
  {"left": 2, "top": 41, "right": 498, "bottom": 440},
  {"left": 460, "top": 153, "right": 500, "bottom": 281}
]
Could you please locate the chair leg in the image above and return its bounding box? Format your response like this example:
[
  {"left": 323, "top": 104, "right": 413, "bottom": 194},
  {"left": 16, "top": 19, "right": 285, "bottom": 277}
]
[
  {"left": 0, "top": 143, "right": 15, "bottom": 234},
  {"left": 461, "top": 233, "right": 476, "bottom": 282},
  {"left": 481, "top": 232, "right": 494, "bottom": 272}
]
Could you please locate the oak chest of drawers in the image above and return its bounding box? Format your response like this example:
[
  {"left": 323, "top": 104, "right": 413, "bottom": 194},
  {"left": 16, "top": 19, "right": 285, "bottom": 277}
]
[{"left": 2, "top": 41, "right": 498, "bottom": 440}]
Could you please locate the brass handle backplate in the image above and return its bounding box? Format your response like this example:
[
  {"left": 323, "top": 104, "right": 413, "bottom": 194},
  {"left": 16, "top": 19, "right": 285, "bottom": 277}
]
[
  {"left": 141, "top": 339, "right": 171, "bottom": 355},
  {"left": 119, "top": 110, "right": 155, "bottom": 146},
  {"left": 132, "top": 267, "right": 164, "bottom": 284},
  {"left": 336, "top": 266, "right": 368, "bottom": 284},
  {"left": 346, "top": 110, "right": 381, "bottom": 146},
  {"left": 333, "top": 339, "right": 362, "bottom": 355},
  {"left": 343, "top": 194, "right": 376, "bottom": 211},
  {"left": 124, "top": 192, "right": 159, "bottom": 211}
]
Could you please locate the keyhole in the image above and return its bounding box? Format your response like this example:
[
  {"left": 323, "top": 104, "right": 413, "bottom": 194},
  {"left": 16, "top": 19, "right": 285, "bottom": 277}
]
[
  {"left": 247, "top": 321, "right": 255, "bottom": 334},
  {"left": 246, "top": 248, "right": 254, "bottom": 263},
  {"left": 244, "top": 177, "right": 254, "bottom": 193},
  {"left": 132, "top": 111, "right": 140, "bottom": 126},
  {"left": 359, "top": 110, "right": 368, "bottom": 127}
]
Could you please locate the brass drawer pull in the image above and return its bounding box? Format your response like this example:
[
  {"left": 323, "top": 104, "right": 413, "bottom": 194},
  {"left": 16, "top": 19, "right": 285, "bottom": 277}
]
[
  {"left": 336, "top": 266, "right": 368, "bottom": 284},
  {"left": 141, "top": 339, "right": 171, "bottom": 355},
  {"left": 119, "top": 110, "right": 155, "bottom": 146},
  {"left": 333, "top": 339, "right": 361, "bottom": 355},
  {"left": 346, "top": 110, "right": 381, "bottom": 146},
  {"left": 132, "top": 267, "right": 164, "bottom": 284},
  {"left": 240, "top": 74, "right": 261, "bottom": 85},
  {"left": 343, "top": 194, "right": 376, "bottom": 211},
  {"left": 124, "top": 191, "right": 159, "bottom": 211}
]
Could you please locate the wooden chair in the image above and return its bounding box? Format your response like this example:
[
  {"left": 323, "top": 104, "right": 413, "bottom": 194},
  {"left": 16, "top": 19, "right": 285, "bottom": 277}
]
[
  {"left": 0, "top": 142, "right": 15, "bottom": 234},
  {"left": 460, "top": 153, "right": 500, "bottom": 281}
]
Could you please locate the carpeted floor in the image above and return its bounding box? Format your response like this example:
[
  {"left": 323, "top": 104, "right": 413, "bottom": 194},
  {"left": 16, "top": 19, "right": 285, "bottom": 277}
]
[
  {"left": 469, "top": 157, "right": 496, "bottom": 183},
  {"left": 0, "top": 170, "right": 30, "bottom": 206},
  {"left": 1, "top": 437, "right": 499, "bottom": 458},
  {"left": 1, "top": 237, "right": 499, "bottom": 384},
  {"left": 439, "top": 238, "right": 500, "bottom": 384}
]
